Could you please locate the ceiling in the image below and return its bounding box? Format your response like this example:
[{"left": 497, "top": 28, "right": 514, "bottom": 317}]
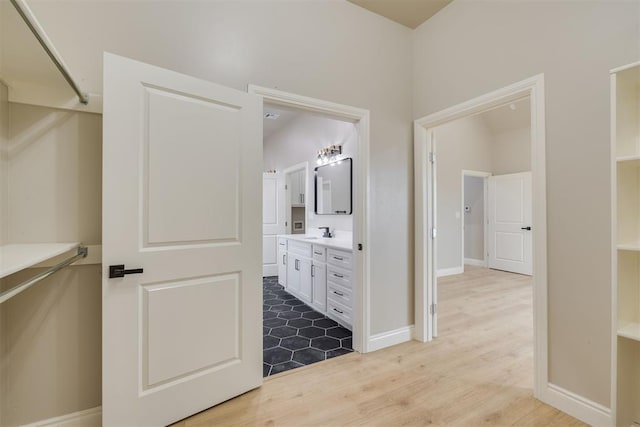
[
  {"left": 263, "top": 105, "right": 303, "bottom": 140},
  {"left": 347, "top": 0, "right": 452, "bottom": 29}
]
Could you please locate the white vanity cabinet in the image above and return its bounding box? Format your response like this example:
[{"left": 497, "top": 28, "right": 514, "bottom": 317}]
[
  {"left": 277, "top": 238, "right": 287, "bottom": 287},
  {"left": 278, "top": 235, "right": 353, "bottom": 330},
  {"left": 311, "top": 245, "right": 327, "bottom": 313},
  {"left": 326, "top": 248, "right": 353, "bottom": 328},
  {"left": 286, "top": 240, "right": 313, "bottom": 302}
]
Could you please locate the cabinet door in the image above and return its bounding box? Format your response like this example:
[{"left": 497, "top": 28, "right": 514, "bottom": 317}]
[
  {"left": 312, "top": 262, "right": 326, "bottom": 313},
  {"left": 299, "top": 170, "right": 306, "bottom": 205},
  {"left": 298, "top": 257, "right": 312, "bottom": 303},
  {"left": 277, "top": 249, "right": 287, "bottom": 287},
  {"left": 287, "top": 255, "right": 300, "bottom": 293},
  {"left": 289, "top": 171, "right": 300, "bottom": 205}
]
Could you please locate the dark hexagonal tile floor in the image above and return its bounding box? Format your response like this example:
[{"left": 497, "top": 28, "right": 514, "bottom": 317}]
[{"left": 263, "top": 276, "right": 352, "bottom": 377}]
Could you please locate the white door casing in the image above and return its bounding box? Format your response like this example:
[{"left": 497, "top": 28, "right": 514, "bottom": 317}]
[
  {"left": 263, "top": 173, "right": 286, "bottom": 276},
  {"left": 102, "top": 53, "right": 262, "bottom": 426},
  {"left": 488, "top": 172, "right": 533, "bottom": 275}
]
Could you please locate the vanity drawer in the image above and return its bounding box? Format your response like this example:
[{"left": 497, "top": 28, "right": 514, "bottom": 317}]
[
  {"left": 327, "top": 265, "right": 351, "bottom": 289},
  {"left": 327, "top": 282, "right": 351, "bottom": 307},
  {"left": 288, "top": 240, "right": 312, "bottom": 258},
  {"left": 278, "top": 238, "right": 288, "bottom": 250},
  {"left": 327, "top": 299, "right": 352, "bottom": 328},
  {"left": 327, "top": 248, "right": 352, "bottom": 270},
  {"left": 312, "top": 245, "right": 326, "bottom": 263}
]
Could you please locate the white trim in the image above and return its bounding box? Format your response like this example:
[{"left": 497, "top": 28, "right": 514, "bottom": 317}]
[
  {"left": 539, "top": 384, "right": 612, "bottom": 427},
  {"left": 610, "top": 70, "right": 618, "bottom": 426},
  {"left": 610, "top": 60, "right": 640, "bottom": 74},
  {"left": 21, "top": 406, "right": 102, "bottom": 427},
  {"left": 414, "top": 74, "right": 547, "bottom": 403},
  {"left": 248, "top": 85, "right": 371, "bottom": 353},
  {"left": 464, "top": 258, "right": 485, "bottom": 267},
  {"left": 436, "top": 266, "right": 464, "bottom": 277},
  {"left": 368, "top": 325, "right": 414, "bottom": 352},
  {"left": 461, "top": 170, "right": 491, "bottom": 270}
]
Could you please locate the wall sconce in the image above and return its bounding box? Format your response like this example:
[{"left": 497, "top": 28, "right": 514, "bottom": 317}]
[{"left": 316, "top": 144, "right": 342, "bottom": 165}]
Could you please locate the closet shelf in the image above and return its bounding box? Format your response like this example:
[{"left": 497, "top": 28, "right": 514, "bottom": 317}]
[
  {"left": 0, "top": 243, "right": 80, "bottom": 279},
  {"left": 617, "top": 243, "right": 640, "bottom": 252},
  {"left": 616, "top": 155, "right": 640, "bottom": 166},
  {"left": 618, "top": 322, "right": 640, "bottom": 342}
]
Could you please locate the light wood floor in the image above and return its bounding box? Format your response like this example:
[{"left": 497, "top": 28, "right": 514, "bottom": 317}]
[{"left": 174, "top": 267, "right": 585, "bottom": 426}]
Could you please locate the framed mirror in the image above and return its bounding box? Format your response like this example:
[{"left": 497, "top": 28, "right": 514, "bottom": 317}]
[{"left": 314, "top": 158, "right": 352, "bottom": 215}]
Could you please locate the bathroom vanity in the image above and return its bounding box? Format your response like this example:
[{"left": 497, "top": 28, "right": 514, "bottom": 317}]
[{"left": 277, "top": 235, "right": 353, "bottom": 330}]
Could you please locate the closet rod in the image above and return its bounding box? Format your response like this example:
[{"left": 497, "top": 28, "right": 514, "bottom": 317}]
[
  {"left": 10, "top": 0, "right": 89, "bottom": 105},
  {"left": 0, "top": 246, "right": 88, "bottom": 304}
]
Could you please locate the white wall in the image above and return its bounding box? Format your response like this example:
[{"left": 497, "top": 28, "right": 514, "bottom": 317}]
[
  {"left": 436, "top": 114, "right": 493, "bottom": 270},
  {"left": 264, "top": 112, "right": 356, "bottom": 235},
  {"left": 414, "top": 0, "right": 639, "bottom": 408},
  {"left": 0, "top": 81, "right": 8, "bottom": 245},
  {"left": 0, "top": 103, "right": 102, "bottom": 427},
  {"left": 464, "top": 175, "right": 484, "bottom": 261}
]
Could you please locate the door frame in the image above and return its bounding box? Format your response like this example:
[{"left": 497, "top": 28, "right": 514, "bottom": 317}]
[
  {"left": 461, "top": 170, "right": 491, "bottom": 270},
  {"left": 413, "top": 74, "right": 547, "bottom": 398},
  {"left": 248, "top": 84, "right": 371, "bottom": 353},
  {"left": 282, "top": 162, "right": 309, "bottom": 235}
]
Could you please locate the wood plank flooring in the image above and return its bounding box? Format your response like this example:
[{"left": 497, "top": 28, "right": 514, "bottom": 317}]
[{"left": 174, "top": 267, "right": 585, "bottom": 426}]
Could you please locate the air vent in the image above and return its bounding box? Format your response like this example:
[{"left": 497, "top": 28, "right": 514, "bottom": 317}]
[{"left": 264, "top": 112, "right": 280, "bottom": 120}]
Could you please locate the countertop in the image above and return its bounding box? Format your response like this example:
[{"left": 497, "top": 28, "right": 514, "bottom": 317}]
[{"left": 278, "top": 234, "right": 353, "bottom": 251}]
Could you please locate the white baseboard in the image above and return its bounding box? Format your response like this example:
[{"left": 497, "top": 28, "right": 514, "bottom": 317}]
[
  {"left": 368, "top": 325, "right": 414, "bottom": 352},
  {"left": 436, "top": 266, "right": 464, "bottom": 277},
  {"left": 21, "top": 406, "right": 102, "bottom": 427},
  {"left": 540, "top": 383, "right": 611, "bottom": 427},
  {"left": 464, "top": 258, "right": 485, "bottom": 267},
  {"left": 262, "top": 265, "right": 278, "bottom": 277}
]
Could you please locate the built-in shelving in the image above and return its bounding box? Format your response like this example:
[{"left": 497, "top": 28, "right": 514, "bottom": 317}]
[
  {"left": 613, "top": 61, "right": 640, "bottom": 427},
  {"left": 0, "top": 242, "right": 79, "bottom": 279},
  {"left": 618, "top": 322, "right": 640, "bottom": 342}
]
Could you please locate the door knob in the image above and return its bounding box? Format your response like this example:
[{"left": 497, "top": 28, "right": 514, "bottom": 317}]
[
  {"left": 521, "top": 226, "right": 532, "bottom": 231},
  {"left": 109, "top": 264, "right": 144, "bottom": 278}
]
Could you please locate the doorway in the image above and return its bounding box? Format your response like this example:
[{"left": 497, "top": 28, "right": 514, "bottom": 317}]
[
  {"left": 461, "top": 170, "right": 490, "bottom": 270},
  {"left": 253, "top": 85, "right": 371, "bottom": 376},
  {"left": 413, "top": 74, "right": 547, "bottom": 399}
]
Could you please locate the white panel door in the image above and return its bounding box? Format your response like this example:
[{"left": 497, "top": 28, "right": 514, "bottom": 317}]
[
  {"left": 488, "top": 172, "right": 532, "bottom": 275},
  {"left": 102, "top": 53, "right": 262, "bottom": 426},
  {"left": 263, "top": 173, "right": 286, "bottom": 276}
]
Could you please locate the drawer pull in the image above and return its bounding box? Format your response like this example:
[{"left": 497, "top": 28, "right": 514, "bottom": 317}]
[
  {"left": 333, "top": 307, "right": 344, "bottom": 314},
  {"left": 279, "top": 243, "right": 285, "bottom": 246},
  {"left": 314, "top": 251, "right": 323, "bottom": 255},
  {"left": 333, "top": 290, "right": 344, "bottom": 297},
  {"left": 332, "top": 256, "right": 344, "bottom": 261},
  {"left": 283, "top": 254, "right": 286, "bottom": 265},
  {"left": 333, "top": 273, "right": 344, "bottom": 278}
]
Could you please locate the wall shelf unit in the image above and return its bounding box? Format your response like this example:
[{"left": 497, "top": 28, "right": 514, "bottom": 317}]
[
  {"left": 612, "top": 61, "right": 640, "bottom": 427},
  {"left": 0, "top": 242, "right": 80, "bottom": 279}
]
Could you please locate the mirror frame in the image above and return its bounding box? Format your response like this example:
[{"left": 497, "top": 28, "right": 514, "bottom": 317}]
[{"left": 314, "top": 157, "right": 353, "bottom": 215}]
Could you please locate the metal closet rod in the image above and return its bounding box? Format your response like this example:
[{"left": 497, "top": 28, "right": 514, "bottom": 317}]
[
  {"left": 9, "top": 0, "right": 89, "bottom": 105},
  {"left": 0, "top": 246, "right": 88, "bottom": 305}
]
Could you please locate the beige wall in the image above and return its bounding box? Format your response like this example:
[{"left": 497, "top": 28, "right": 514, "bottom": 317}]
[
  {"left": 0, "top": 81, "right": 7, "bottom": 245},
  {"left": 0, "top": 103, "right": 102, "bottom": 426},
  {"left": 264, "top": 112, "right": 357, "bottom": 233},
  {"left": 414, "top": 0, "right": 640, "bottom": 407},
  {"left": 491, "top": 126, "right": 531, "bottom": 175},
  {"left": 25, "top": 0, "right": 415, "bottom": 335},
  {"left": 435, "top": 114, "right": 493, "bottom": 270}
]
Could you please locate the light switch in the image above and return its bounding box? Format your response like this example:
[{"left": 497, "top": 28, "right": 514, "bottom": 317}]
[{"left": 455, "top": 211, "right": 460, "bottom": 219}]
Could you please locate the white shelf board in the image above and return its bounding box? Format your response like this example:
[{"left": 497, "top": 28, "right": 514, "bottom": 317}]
[
  {"left": 617, "top": 155, "right": 640, "bottom": 166},
  {"left": 0, "top": 243, "right": 79, "bottom": 279},
  {"left": 618, "top": 322, "right": 640, "bottom": 342},
  {"left": 617, "top": 243, "right": 640, "bottom": 251}
]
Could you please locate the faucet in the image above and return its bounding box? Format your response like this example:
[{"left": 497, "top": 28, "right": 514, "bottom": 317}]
[{"left": 319, "top": 227, "right": 332, "bottom": 238}]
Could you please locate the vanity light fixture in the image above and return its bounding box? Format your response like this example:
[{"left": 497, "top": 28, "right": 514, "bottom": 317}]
[{"left": 316, "top": 144, "right": 342, "bottom": 165}]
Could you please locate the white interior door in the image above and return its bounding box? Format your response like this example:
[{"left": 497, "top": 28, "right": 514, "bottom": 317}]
[
  {"left": 102, "top": 53, "right": 262, "bottom": 426},
  {"left": 488, "top": 172, "right": 532, "bottom": 275},
  {"left": 263, "top": 173, "right": 286, "bottom": 276}
]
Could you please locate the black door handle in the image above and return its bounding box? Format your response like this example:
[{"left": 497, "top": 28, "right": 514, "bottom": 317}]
[
  {"left": 109, "top": 264, "right": 144, "bottom": 278},
  {"left": 521, "top": 226, "right": 532, "bottom": 231}
]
